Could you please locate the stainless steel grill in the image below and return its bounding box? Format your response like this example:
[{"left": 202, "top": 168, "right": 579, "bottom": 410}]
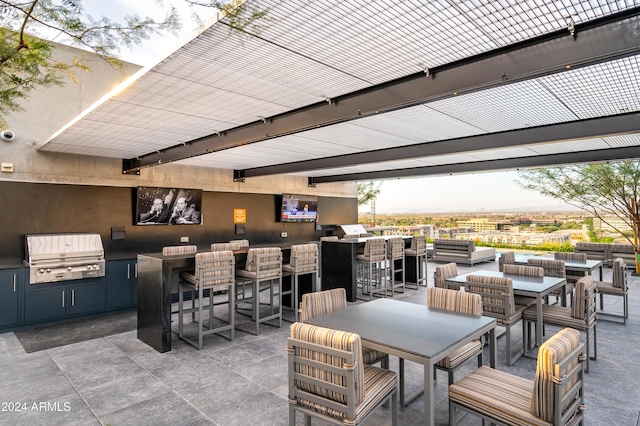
[{"left": 24, "top": 233, "right": 105, "bottom": 284}]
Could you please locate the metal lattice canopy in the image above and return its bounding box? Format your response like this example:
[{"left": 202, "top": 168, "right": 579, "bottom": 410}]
[{"left": 42, "top": 1, "right": 640, "bottom": 183}]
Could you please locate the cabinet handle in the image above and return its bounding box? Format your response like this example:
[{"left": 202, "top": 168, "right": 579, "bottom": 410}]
[
  {"left": 127, "top": 264, "right": 130, "bottom": 280},
  {"left": 13, "top": 274, "right": 16, "bottom": 292},
  {"left": 72, "top": 289, "right": 75, "bottom": 306},
  {"left": 62, "top": 290, "right": 65, "bottom": 308},
  {"left": 134, "top": 262, "right": 138, "bottom": 278}
]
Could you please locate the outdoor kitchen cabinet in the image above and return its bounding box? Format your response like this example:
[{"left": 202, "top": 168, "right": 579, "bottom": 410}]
[
  {"left": 0, "top": 269, "right": 21, "bottom": 328},
  {"left": 108, "top": 259, "right": 138, "bottom": 309},
  {"left": 23, "top": 278, "right": 107, "bottom": 324}
]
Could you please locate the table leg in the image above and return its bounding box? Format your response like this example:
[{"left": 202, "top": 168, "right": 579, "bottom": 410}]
[
  {"left": 424, "top": 361, "right": 434, "bottom": 426},
  {"left": 536, "top": 295, "right": 543, "bottom": 348},
  {"left": 599, "top": 265, "right": 603, "bottom": 281},
  {"left": 489, "top": 327, "right": 497, "bottom": 368}
]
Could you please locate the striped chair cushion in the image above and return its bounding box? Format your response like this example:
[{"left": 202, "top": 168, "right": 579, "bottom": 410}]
[
  {"left": 300, "top": 289, "right": 347, "bottom": 322},
  {"left": 527, "top": 259, "right": 566, "bottom": 278},
  {"left": 610, "top": 243, "right": 634, "bottom": 252},
  {"left": 386, "top": 237, "right": 404, "bottom": 260},
  {"left": 500, "top": 251, "right": 516, "bottom": 267},
  {"left": 449, "top": 366, "right": 549, "bottom": 426},
  {"left": 612, "top": 258, "right": 627, "bottom": 289},
  {"left": 211, "top": 242, "right": 233, "bottom": 252},
  {"left": 427, "top": 287, "right": 482, "bottom": 316},
  {"left": 434, "top": 262, "right": 459, "bottom": 290},
  {"left": 503, "top": 264, "right": 544, "bottom": 277},
  {"left": 436, "top": 340, "right": 483, "bottom": 369},
  {"left": 575, "top": 242, "right": 609, "bottom": 250},
  {"left": 230, "top": 239, "right": 249, "bottom": 247},
  {"left": 356, "top": 238, "right": 386, "bottom": 262},
  {"left": 300, "top": 289, "right": 388, "bottom": 366},
  {"left": 406, "top": 235, "right": 427, "bottom": 256},
  {"left": 283, "top": 243, "right": 318, "bottom": 274},
  {"left": 465, "top": 275, "right": 516, "bottom": 318},
  {"left": 320, "top": 236, "right": 339, "bottom": 241},
  {"left": 290, "top": 322, "right": 365, "bottom": 404},
  {"left": 342, "top": 234, "right": 361, "bottom": 239},
  {"left": 554, "top": 252, "right": 587, "bottom": 262},
  {"left": 241, "top": 247, "right": 281, "bottom": 278},
  {"left": 571, "top": 276, "right": 594, "bottom": 319},
  {"left": 162, "top": 245, "right": 197, "bottom": 256},
  {"left": 179, "top": 250, "right": 235, "bottom": 289},
  {"left": 531, "top": 328, "right": 581, "bottom": 422},
  {"left": 523, "top": 304, "right": 587, "bottom": 329}
]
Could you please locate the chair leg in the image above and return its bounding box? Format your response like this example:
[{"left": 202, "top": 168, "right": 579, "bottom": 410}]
[{"left": 391, "top": 389, "right": 398, "bottom": 426}]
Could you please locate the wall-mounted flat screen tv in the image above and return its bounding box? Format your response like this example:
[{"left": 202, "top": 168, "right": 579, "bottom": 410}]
[
  {"left": 280, "top": 194, "right": 318, "bottom": 223},
  {"left": 135, "top": 187, "right": 202, "bottom": 225}
]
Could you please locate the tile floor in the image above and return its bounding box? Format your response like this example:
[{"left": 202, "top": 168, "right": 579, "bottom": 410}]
[{"left": 1, "top": 259, "right": 639, "bottom": 425}]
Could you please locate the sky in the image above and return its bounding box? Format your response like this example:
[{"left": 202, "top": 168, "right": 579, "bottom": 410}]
[{"left": 58, "top": 2, "right": 571, "bottom": 214}]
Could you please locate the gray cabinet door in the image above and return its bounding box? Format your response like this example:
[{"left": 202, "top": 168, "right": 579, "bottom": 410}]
[{"left": 0, "top": 270, "right": 19, "bottom": 327}]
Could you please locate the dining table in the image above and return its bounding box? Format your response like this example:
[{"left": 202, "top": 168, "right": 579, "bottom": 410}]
[
  {"left": 512, "top": 253, "right": 604, "bottom": 280},
  {"left": 305, "top": 298, "right": 496, "bottom": 426},
  {"left": 445, "top": 270, "right": 566, "bottom": 356}
]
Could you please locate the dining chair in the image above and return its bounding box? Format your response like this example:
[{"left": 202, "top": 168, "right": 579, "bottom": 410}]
[
  {"left": 236, "top": 247, "right": 283, "bottom": 335},
  {"left": 287, "top": 322, "right": 398, "bottom": 426},
  {"left": 177, "top": 250, "right": 235, "bottom": 349},
  {"left": 300, "top": 288, "right": 389, "bottom": 368},
  {"left": 595, "top": 257, "right": 628, "bottom": 323},
  {"left": 449, "top": 327, "right": 586, "bottom": 426},
  {"left": 523, "top": 275, "right": 597, "bottom": 372},
  {"left": 527, "top": 258, "right": 571, "bottom": 306},
  {"left": 404, "top": 235, "right": 427, "bottom": 289},
  {"left": 282, "top": 243, "right": 319, "bottom": 321},
  {"left": 465, "top": 274, "right": 526, "bottom": 366},
  {"left": 356, "top": 238, "right": 387, "bottom": 300},
  {"left": 554, "top": 251, "right": 589, "bottom": 286},
  {"left": 211, "top": 242, "right": 240, "bottom": 252},
  {"left": 385, "top": 237, "right": 405, "bottom": 296},
  {"left": 427, "top": 287, "right": 483, "bottom": 385},
  {"left": 501, "top": 264, "right": 542, "bottom": 308},
  {"left": 498, "top": 251, "right": 516, "bottom": 272},
  {"left": 433, "top": 262, "right": 461, "bottom": 290}
]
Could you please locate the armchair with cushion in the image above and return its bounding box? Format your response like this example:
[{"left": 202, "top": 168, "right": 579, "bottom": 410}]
[
  {"left": 527, "top": 258, "right": 570, "bottom": 306},
  {"left": 449, "top": 327, "right": 586, "bottom": 426},
  {"left": 433, "top": 262, "right": 460, "bottom": 290},
  {"left": 498, "top": 251, "right": 516, "bottom": 272},
  {"left": 427, "top": 287, "right": 484, "bottom": 384},
  {"left": 404, "top": 235, "right": 428, "bottom": 289},
  {"left": 465, "top": 274, "right": 526, "bottom": 366},
  {"left": 523, "top": 276, "right": 597, "bottom": 372},
  {"left": 595, "top": 257, "right": 628, "bottom": 323},
  {"left": 287, "top": 322, "right": 398, "bottom": 426},
  {"left": 300, "top": 289, "right": 388, "bottom": 368},
  {"left": 554, "top": 252, "right": 589, "bottom": 286}
]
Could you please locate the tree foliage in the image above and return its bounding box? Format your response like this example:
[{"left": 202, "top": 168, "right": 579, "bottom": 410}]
[
  {"left": 516, "top": 161, "right": 640, "bottom": 257},
  {"left": 0, "top": 0, "right": 267, "bottom": 128},
  {"left": 357, "top": 181, "right": 382, "bottom": 206}
]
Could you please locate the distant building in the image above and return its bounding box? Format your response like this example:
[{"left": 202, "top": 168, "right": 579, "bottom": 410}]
[
  {"left": 456, "top": 218, "right": 515, "bottom": 232},
  {"left": 397, "top": 224, "right": 438, "bottom": 239},
  {"left": 454, "top": 232, "right": 569, "bottom": 246},
  {"left": 593, "top": 217, "right": 634, "bottom": 233}
]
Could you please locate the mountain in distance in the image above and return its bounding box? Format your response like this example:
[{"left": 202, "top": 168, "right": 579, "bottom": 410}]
[{"left": 377, "top": 203, "right": 582, "bottom": 214}]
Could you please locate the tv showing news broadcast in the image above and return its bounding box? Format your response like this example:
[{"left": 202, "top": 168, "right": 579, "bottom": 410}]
[
  {"left": 280, "top": 194, "right": 318, "bottom": 223},
  {"left": 135, "top": 187, "right": 202, "bottom": 225}
]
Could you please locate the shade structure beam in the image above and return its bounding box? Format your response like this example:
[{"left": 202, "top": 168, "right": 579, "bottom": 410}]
[{"left": 123, "top": 10, "right": 640, "bottom": 175}]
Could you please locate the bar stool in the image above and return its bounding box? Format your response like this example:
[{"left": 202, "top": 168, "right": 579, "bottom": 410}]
[
  {"left": 163, "top": 245, "right": 198, "bottom": 315},
  {"left": 235, "top": 247, "right": 283, "bottom": 335},
  {"left": 282, "top": 243, "right": 318, "bottom": 321},
  {"left": 177, "top": 251, "right": 235, "bottom": 349},
  {"left": 405, "top": 235, "right": 427, "bottom": 289},
  {"left": 356, "top": 238, "right": 387, "bottom": 300},
  {"left": 385, "top": 236, "right": 405, "bottom": 295}
]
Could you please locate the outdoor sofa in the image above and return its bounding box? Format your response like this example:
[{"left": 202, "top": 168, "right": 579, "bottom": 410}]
[{"left": 432, "top": 239, "right": 496, "bottom": 266}]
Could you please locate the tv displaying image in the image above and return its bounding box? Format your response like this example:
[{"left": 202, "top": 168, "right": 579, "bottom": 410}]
[
  {"left": 135, "top": 187, "right": 202, "bottom": 225},
  {"left": 281, "top": 194, "right": 318, "bottom": 223}
]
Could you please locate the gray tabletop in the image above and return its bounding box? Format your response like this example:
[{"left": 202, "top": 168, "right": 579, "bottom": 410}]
[
  {"left": 447, "top": 270, "right": 565, "bottom": 294},
  {"left": 306, "top": 298, "right": 495, "bottom": 361}
]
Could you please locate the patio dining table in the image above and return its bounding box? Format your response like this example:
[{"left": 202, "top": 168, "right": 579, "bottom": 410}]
[
  {"left": 445, "top": 270, "right": 566, "bottom": 358},
  {"left": 305, "top": 298, "right": 496, "bottom": 426},
  {"left": 512, "top": 253, "right": 604, "bottom": 280}
]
